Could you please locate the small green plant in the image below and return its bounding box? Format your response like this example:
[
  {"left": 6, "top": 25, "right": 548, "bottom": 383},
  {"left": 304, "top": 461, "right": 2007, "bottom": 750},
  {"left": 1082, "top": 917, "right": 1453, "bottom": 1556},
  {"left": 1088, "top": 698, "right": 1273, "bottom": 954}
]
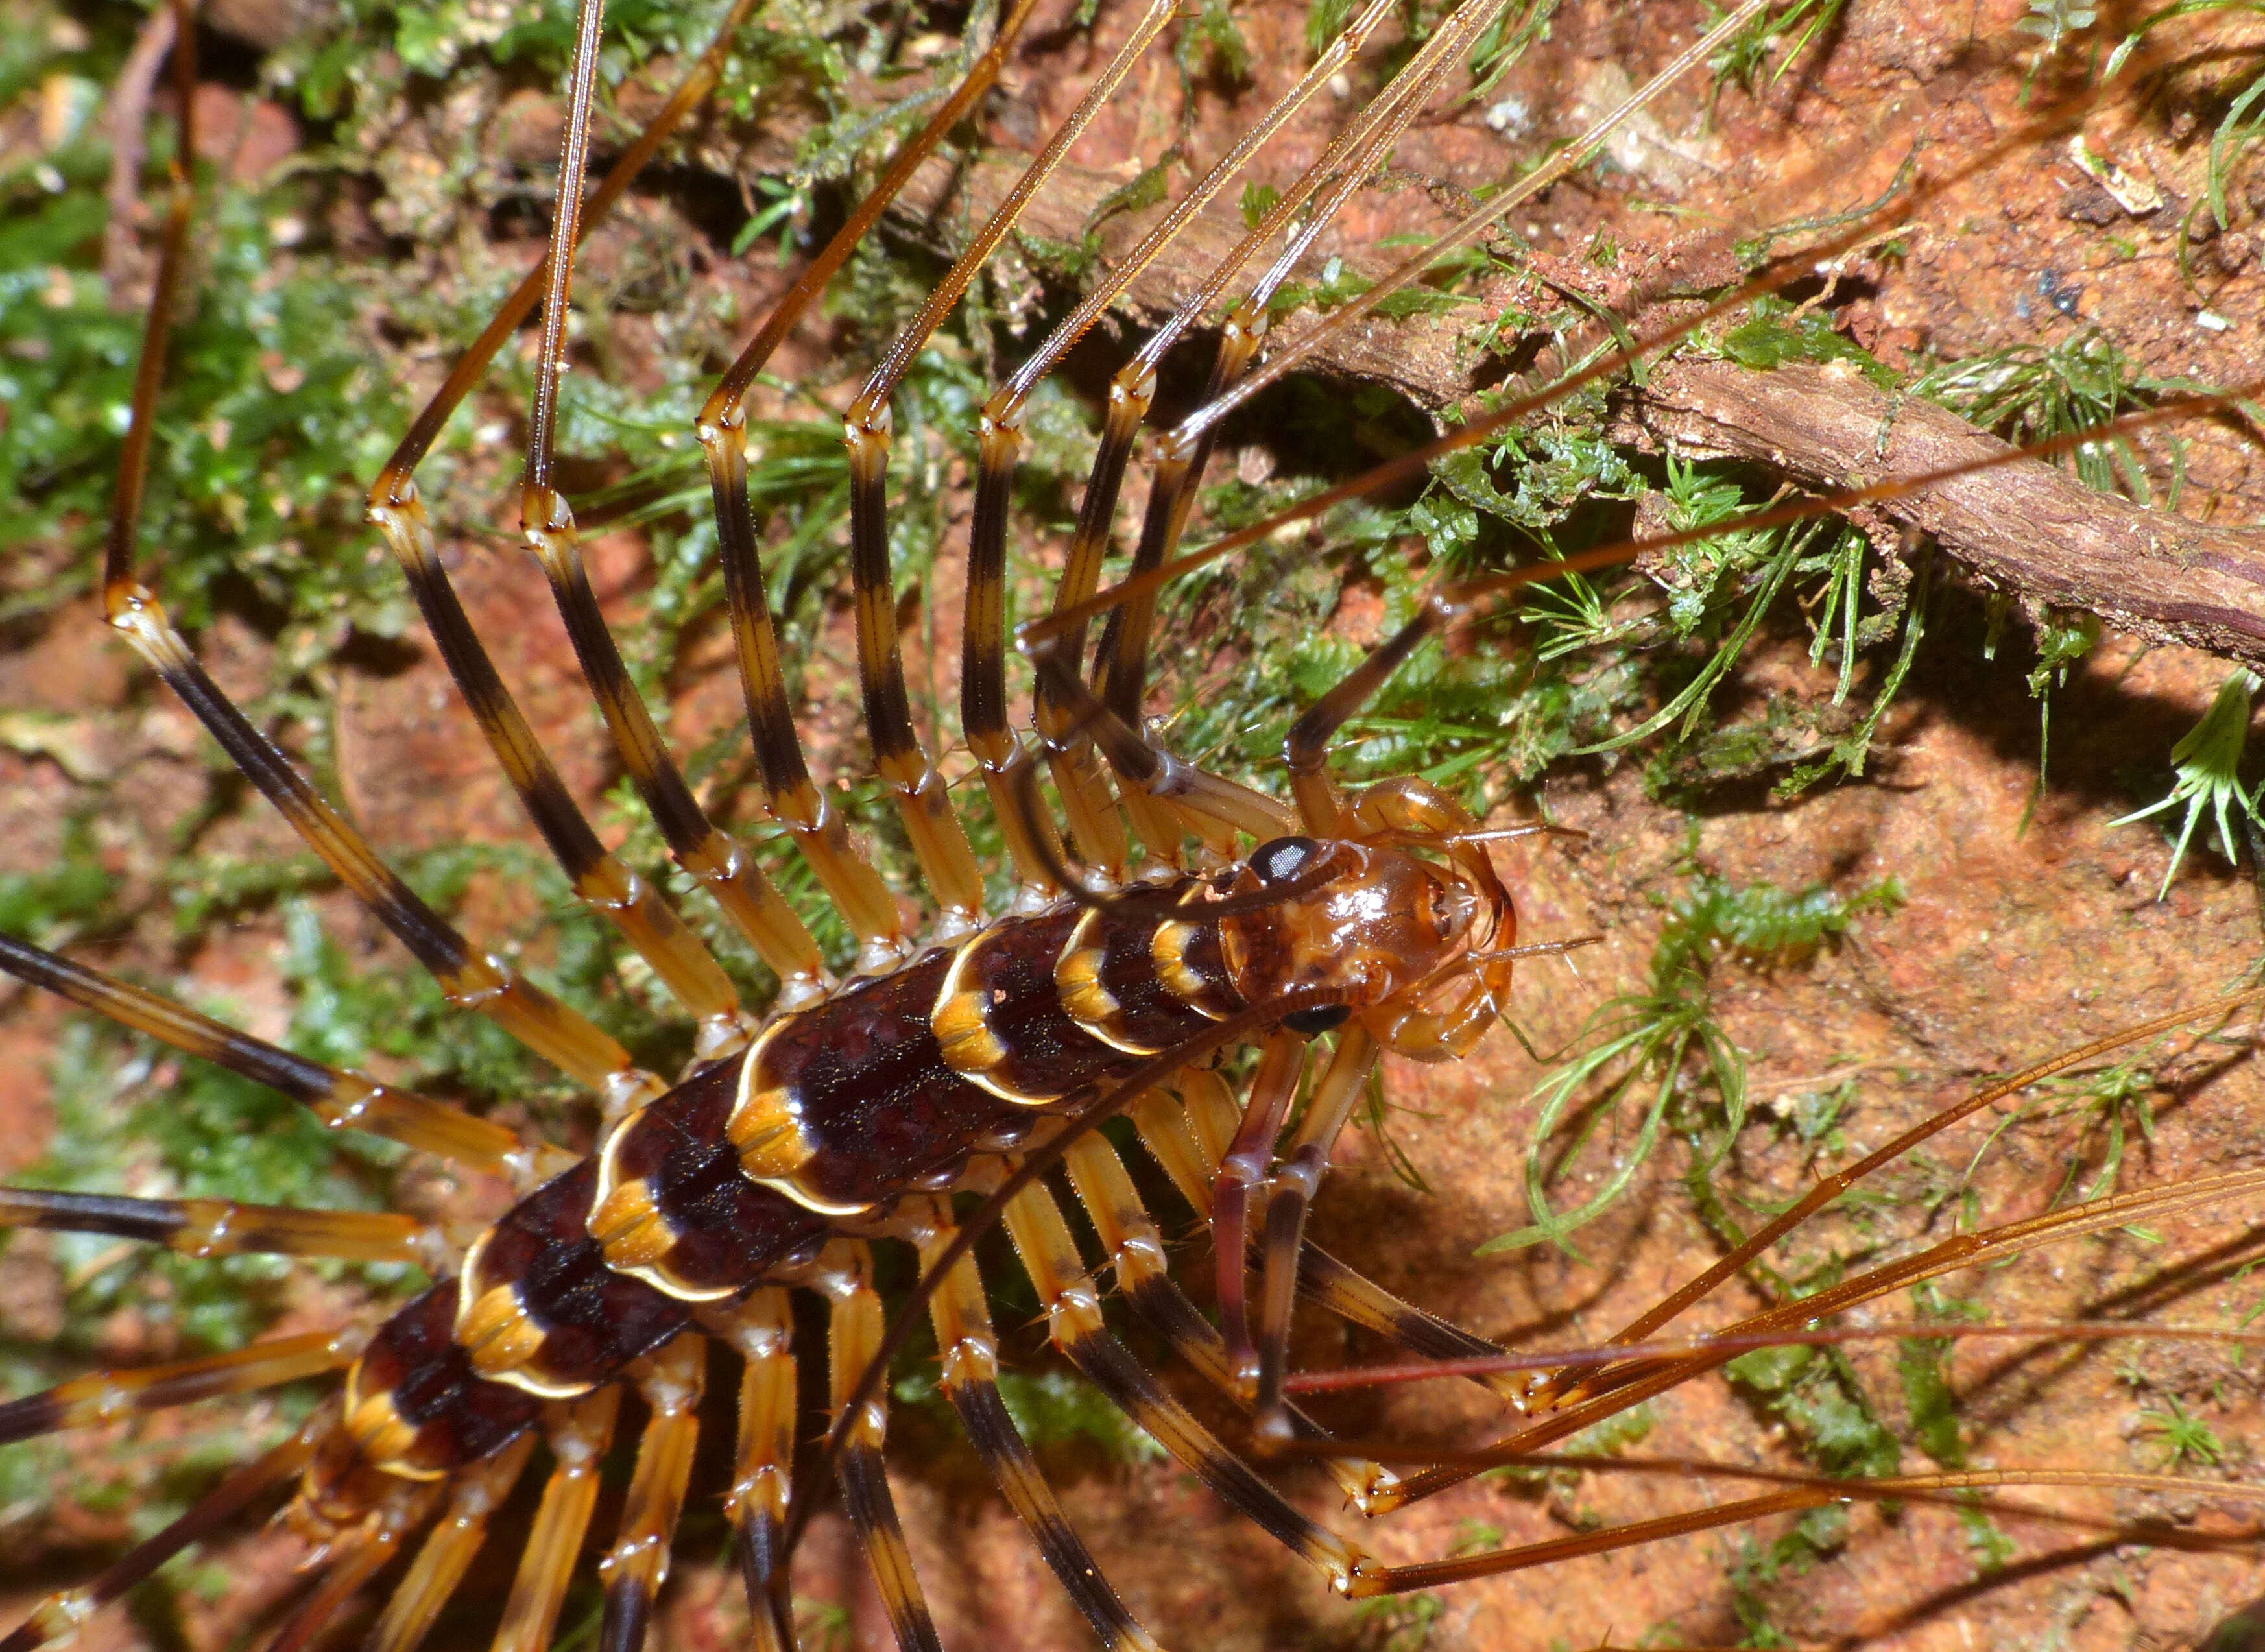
[
  {"left": 1348, "top": 1592, "right": 1444, "bottom": 1652},
  {"left": 2107, "top": 3, "right": 2265, "bottom": 231},
  {"left": 1706, "top": 0, "right": 1846, "bottom": 97},
  {"left": 1897, "top": 1284, "right": 2018, "bottom": 1571},
  {"left": 1480, "top": 870, "right": 1902, "bottom": 1256},
  {"left": 792, "top": 1599, "right": 856, "bottom": 1652},
  {"left": 2041, "top": 1051, "right": 2161, "bottom": 1205},
  {"left": 2111, "top": 667, "right": 2262, "bottom": 899},
  {"left": 1912, "top": 329, "right": 2203, "bottom": 506},
  {"left": 2136, "top": 1395, "right": 2226, "bottom": 1470}
]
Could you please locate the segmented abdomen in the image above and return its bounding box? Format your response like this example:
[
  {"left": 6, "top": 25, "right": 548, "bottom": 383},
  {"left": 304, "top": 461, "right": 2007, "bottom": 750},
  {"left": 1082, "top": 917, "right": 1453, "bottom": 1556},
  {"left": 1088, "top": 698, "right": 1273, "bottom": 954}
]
[{"left": 343, "top": 877, "right": 1245, "bottom": 1479}]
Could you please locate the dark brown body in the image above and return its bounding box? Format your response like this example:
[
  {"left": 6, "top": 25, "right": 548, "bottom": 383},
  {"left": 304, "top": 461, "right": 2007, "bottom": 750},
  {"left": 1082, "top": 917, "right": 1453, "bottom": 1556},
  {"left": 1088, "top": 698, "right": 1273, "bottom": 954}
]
[{"left": 344, "top": 876, "right": 1250, "bottom": 1482}]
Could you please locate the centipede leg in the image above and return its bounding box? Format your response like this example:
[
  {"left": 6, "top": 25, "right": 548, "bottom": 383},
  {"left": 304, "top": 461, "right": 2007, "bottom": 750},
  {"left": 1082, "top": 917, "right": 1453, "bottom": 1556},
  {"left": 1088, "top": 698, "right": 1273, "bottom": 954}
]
[
  {"left": 704, "top": 1290, "right": 798, "bottom": 1652},
  {"left": 815, "top": 1239, "right": 942, "bottom": 1652},
  {"left": 510, "top": 0, "right": 828, "bottom": 1002},
  {"left": 843, "top": 0, "right": 1186, "bottom": 900},
  {"left": 1077, "top": 0, "right": 1511, "bottom": 849},
  {"left": 1060, "top": 1124, "right": 1396, "bottom": 1513},
  {"left": 98, "top": 0, "right": 654, "bottom": 1105},
  {"left": 0, "top": 1186, "right": 438, "bottom": 1267},
  {"left": 1210, "top": 1029, "right": 1306, "bottom": 1397},
  {"left": 0, "top": 933, "right": 521, "bottom": 1173},
  {"left": 364, "top": 1, "right": 763, "bottom": 1048},
  {"left": 596, "top": 1335, "right": 708, "bottom": 1652},
  {"left": 1249, "top": 1027, "right": 1380, "bottom": 1435},
  {"left": 0, "top": 1420, "right": 318, "bottom": 1652},
  {"left": 368, "top": 1434, "right": 540, "bottom": 1652},
  {"left": 492, "top": 1389, "right": 623, "bottom": 1652},
  {"left": 965, "top": 0, "right": 1413, "bottom": 876},
  {"left": 0, "top": 1330, "right": 358, "bottom": 1447},
  {"left": 1140, "top": 1075, "right": 1530, "bottom": 1419},
  {"left": 909, "top": 1206, "right": 1162, "bottom": 1652},
  {"left": 1001, "top": 1178, "right": 1371, "bottom": 1590}
]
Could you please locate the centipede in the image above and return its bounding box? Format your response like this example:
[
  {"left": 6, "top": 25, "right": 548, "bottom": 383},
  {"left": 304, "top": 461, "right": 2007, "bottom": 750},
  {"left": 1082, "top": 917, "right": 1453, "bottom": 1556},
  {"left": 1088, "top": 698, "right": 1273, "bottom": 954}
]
[{"left": 5, "top": 0, "right": 2265, "bottom": 1646}]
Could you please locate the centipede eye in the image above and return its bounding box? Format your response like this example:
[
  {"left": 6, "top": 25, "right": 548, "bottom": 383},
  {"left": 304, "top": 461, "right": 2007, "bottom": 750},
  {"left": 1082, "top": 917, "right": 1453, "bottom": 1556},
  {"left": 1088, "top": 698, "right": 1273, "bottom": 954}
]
[
  {"left": 1252, "top": 835, "right": 1323, "bottom": 885},
  {"left": 1282, "top": 1004, "right": 1352, "bottom": 1036}
]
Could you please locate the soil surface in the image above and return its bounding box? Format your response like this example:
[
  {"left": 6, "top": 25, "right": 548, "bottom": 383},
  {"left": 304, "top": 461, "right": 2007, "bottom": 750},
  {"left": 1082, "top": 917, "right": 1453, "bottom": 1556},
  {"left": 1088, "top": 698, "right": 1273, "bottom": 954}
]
[{"left": 4, "top": 1, "right": 2265, "bottom": 1650}]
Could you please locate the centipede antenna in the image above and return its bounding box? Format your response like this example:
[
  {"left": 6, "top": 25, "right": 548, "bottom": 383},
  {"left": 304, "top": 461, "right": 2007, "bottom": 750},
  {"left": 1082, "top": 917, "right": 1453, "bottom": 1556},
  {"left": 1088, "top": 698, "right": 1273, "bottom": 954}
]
[
  {"left": 0, "top": 931, "right": 522, "bottom": 1172},
  {"left": 699, "top": 0, "right": 1044, "bottom": 961}
]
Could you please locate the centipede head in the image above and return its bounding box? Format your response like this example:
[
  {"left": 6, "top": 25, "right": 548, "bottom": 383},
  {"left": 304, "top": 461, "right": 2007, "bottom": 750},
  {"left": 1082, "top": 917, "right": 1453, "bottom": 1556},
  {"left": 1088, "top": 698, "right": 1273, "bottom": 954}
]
[{"left": 1217, "top": 777, "right": 1515, "bottom": 1062}]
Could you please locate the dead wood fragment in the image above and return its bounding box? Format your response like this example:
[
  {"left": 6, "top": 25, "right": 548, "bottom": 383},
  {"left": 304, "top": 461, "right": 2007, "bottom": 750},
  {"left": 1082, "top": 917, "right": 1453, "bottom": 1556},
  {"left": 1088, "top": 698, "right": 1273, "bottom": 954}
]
[
  {"left": 900, "top": 157, "right": 2265, "bottom": 665},
  {"left": 1607, "top": 358, "right": 2265, "bottom": 669}
]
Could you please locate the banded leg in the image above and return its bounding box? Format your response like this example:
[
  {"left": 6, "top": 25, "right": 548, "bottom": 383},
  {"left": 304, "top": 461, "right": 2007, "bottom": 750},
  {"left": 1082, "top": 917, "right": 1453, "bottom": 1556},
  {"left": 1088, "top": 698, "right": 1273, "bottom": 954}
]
[
  {"left": 1250, "top": 1027, "right": 1380, "bottom": 1433},
  {"left": 814, "top": 1239, "right": 942, "bottom": 1652},
  {"left": 1136, "top": 1077, "right": 1528, "bottom": 1413},
  {"left": 704, "top": 1289, "right": 798, "bottom": 1652},
  {"left": 597, "top": 1334, "right": 708, "bottom": 1652},
  {"left": 1211, "top": 1029, "right": 1308, "bottom": 1395},
  {"left": 1000, "top": 1176, "right": 1371, "bottom": 1590},
  {"left": 0, "top": 1186, "right": 440, "bottom": 1269},
  {"left": 0, "top": 1328, "right": 361, "bottom": 1447},
  {"left": 1169, "top": 0, "right": 1776, "bottom": 454},
  {"left": 0, "top": 933, "right": 520, "bottom": 1174},
  {"left": 909, "top": 1204, "right": 1162, "bottom": 1652},
  {"left": 1079, "top": 0, "right": 1514, "bottom": 846},
  {"left": 1074, "top": 4, "right": 1777, "bottom": 836},
  {"left": 699, "top": 0, "right": 1046, "bottom": 956},
  {"left": 968, "top": 0, "right": 1405, "bottom": 874},
  {"left": 0, "top": 1420, "right": 320, "bottom": 1652},
  {"left": 494, "top": 1388, "right": 623, "bottom": 1652},
  {"left": 1027, "top": 641, "right": 1295, "bottom": 843},
  {"left": 358, "top": 3, "right": 759, "bottom": 1044},
  {"left": 100, "top": 5, "right": 651, "bottom": 1103},
  {"left": 841, "top": 0, "right": 1183, "bottom": 898},
  {"left": 367, "top": 1433, "right": 540, "bottom": 1652},
  {"left": 515, "top": 0, "right": 824, "bottom": 1000},
  {"left": 1059, "top": 1125, "right": 1396, "bottom": 1514}
]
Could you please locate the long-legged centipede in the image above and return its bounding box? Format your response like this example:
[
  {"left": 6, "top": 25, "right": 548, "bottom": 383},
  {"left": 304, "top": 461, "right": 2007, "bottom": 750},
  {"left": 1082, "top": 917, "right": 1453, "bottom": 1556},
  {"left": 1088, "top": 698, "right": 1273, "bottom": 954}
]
[{"left": 5, "top": 0, "right": 2265, "bottom": 1647}]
